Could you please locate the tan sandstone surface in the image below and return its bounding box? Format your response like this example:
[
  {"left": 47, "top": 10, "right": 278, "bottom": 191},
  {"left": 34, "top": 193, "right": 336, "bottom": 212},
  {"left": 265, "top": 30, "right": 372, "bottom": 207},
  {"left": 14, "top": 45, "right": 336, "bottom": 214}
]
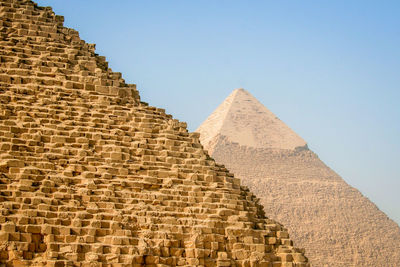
[
  {"left": 0, "top": 1, "right": 309, "bottom": 266},
  {"left": 196, "top": 88, "right": 400, "bottom": 267}
]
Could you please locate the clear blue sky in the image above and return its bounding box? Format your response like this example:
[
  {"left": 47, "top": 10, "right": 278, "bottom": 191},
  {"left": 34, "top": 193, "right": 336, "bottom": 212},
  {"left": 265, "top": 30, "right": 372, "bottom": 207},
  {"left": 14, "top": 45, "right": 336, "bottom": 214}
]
[{"left": 36, "top": 0, "right": 400, "bottom": 225}]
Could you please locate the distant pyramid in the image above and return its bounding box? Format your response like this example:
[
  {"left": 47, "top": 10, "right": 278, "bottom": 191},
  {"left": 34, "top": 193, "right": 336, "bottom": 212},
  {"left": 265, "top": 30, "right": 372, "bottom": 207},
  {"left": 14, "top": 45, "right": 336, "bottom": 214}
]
[
  {"left": 197, "top": 88, "right": 400, "bottom": 267},
  {"left": 197, "top": 88, "right": 307, "bottom": 152}
]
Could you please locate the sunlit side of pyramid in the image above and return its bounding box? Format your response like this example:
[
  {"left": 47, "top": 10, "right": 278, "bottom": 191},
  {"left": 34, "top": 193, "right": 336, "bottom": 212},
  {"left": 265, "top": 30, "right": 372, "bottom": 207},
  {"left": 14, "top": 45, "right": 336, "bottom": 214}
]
[
  {"left": 0, "top": 0, "right": 309, "bottom": 266},
  {"left": 196, "top": 88, "right": 400, "bottom": 267}
]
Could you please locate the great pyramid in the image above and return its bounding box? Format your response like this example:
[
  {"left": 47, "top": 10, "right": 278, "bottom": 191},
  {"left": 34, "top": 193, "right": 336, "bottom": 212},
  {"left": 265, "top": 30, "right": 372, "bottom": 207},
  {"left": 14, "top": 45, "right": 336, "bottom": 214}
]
[
  {"left": 196, "top": 88, "right": 400, "bottom": 267},
  {"left": 0, "top": 1, "right": 310, "bottom": 266}
]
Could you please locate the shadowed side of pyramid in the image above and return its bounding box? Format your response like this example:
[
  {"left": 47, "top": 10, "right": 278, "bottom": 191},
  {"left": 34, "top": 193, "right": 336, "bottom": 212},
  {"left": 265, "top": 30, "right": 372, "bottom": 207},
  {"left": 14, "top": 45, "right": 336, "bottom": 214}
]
[{"left": 196, "top": 89, "right": 400, "bottom": 267}]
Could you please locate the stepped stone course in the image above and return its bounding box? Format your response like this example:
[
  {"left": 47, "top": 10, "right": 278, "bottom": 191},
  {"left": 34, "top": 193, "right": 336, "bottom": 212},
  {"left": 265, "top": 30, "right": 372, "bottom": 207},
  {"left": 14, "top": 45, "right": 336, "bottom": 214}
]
[
  {"left": 197, "top": 88, "right": 400, "bottom": 267},
  {"left": 0, "top": 1, "right": 309, "bottom": 266}
]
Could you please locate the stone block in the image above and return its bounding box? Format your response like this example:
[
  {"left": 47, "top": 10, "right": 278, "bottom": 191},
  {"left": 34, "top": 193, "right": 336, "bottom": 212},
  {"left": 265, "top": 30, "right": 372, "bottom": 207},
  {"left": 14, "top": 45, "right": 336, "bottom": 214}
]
[
  {"left": 267, "top": 237, "right": 277, "bottom": 245},
  {"left": 293, "top": 253, "right": 307, "bottom": 263},
  {"left": 277, "top": 231, "right": 289, "bottom": 238},
  {"left": 6, "top": 159, "right": 24, "bottom": 167},
  {"left": 2, "top": 222, "right": 15, "bottom": 232},
  {"left": 111, "top": 152, "right": 123, "bottom": 160},
  {"left": 26, "top": 225, "right": 41, "bottom": 234},
  {"left": 0, "top": 232, "right": 9, "bottom": 242},
  {"left": 96, "top": 86, "right": 109, "bottom": 94}
]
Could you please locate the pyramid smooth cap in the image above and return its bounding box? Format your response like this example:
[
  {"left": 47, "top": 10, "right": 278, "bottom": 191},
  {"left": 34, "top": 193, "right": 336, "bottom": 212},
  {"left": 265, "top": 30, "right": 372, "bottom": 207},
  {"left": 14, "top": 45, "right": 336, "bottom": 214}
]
[{"left": 196, "top": 88, "right": 307, "bottom": 150}]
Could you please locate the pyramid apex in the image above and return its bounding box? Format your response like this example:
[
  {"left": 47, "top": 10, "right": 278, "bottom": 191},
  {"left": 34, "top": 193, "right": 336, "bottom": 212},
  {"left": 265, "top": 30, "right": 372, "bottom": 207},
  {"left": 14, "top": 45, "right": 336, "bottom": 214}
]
[
  {"left": 197, "top": 89, "right": 307, "bottom": 151},
  {"left": 232, "top": 88, "right": 248, "bottom": 95}
]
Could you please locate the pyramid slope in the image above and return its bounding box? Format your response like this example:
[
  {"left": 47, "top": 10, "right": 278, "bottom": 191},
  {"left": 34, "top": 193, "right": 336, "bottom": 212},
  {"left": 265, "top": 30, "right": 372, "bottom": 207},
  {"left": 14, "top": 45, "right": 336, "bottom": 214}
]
[
  {"left": 0, "top": 1, "right": 309, "bottom": 266},
  {"left": 197, "top": 89, "right": 307, "bottom": 151},
  {"left": 195, "top": 89, "right": 238, "bottom": 151},
  {"left": 197, "top": 90, "right": 400, "bottom": 267}
]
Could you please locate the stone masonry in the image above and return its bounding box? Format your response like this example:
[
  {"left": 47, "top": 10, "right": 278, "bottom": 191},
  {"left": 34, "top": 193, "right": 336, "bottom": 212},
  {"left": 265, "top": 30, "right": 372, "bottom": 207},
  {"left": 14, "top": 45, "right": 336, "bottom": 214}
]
[{"left": 0, "top": 1, "right": 309, "bottom": 266}]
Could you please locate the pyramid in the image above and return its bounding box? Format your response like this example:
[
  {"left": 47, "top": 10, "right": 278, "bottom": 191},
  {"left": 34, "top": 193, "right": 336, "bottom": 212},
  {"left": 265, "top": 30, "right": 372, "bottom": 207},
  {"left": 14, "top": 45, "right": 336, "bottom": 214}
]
[
  {"left": 196, "top": 89, "right": 307, "bottom": 152},
  {"left": 196, "top": 88, "right": 400, "bottom": 267},
  {"left": 0, "top": 1, "right": 309, "bottom": 266}
]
